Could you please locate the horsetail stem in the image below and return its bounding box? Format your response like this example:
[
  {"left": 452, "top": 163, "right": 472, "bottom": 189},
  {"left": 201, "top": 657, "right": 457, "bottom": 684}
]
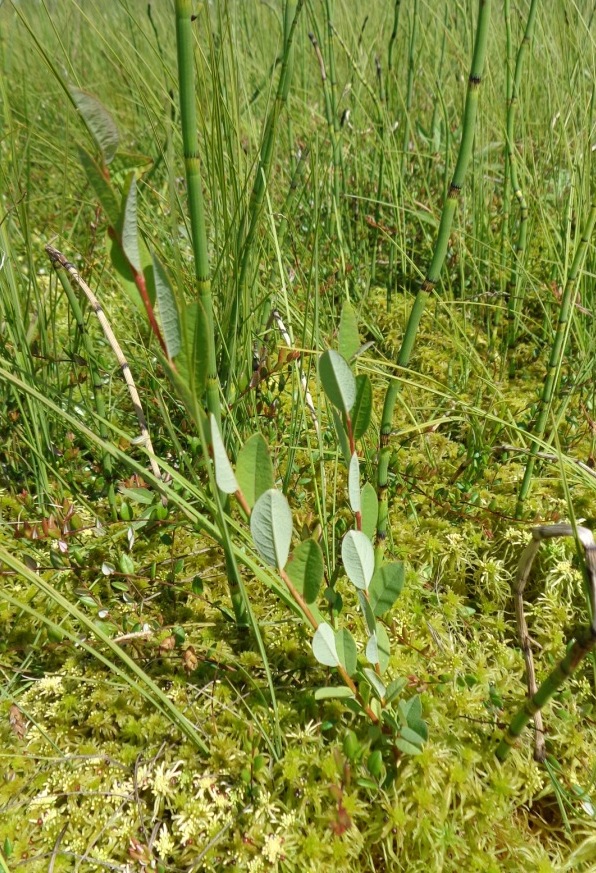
[
  {"left": 375, "top": 0, "right": 491, "bottom": 562},
  {"left": 174, "top": 0, "right": 220, "bottom": 427},
  {"left": 496, "top": 624, "right": 596, "bottom": 761}
]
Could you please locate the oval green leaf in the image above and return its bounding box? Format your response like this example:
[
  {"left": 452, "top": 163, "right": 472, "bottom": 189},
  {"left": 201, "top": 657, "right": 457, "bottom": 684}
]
[
  {"left": 338, "top": 300, "right": 360, "bottom": 362},
  {"left": 209, "top": 414, "right": 238, "bottom": 495},
  {"left": 399, "top": 726, "right": 425, "bottom": 748},
  {"left": 363, "top": 667, "right": 386, "bottom": 700},
  {"left": 335, "top": 627, "right": 357, "bottom": 677},
  {"left": 331, "top": 407, "right": 351, "bottom": 468},
  {"left": 250, "top": 489, "right": 293, "bottom": 569},
  {"left": 365, "top": 622, "right": 390, "bottom": 673},
  {"left": 286, "top": 538, "right": 324, "bottom": 603},
  {"left": 312, "top": 622, "right": 339, "bottom": 667},
  {"left": 314, "top": 686, "right": 355, "bottom": 701},
  {"left": 348, "top": 453, "right": 360, "bottom": 514},
  {"left": 319, "top": 349, "right": 356, "bottom": 414},
  {"left": 342, "top": 530, "right": 374, "bottom": 590},
  {"left": 121, "top": 174, "right": 141, "bottom": 272},
  {"left": 361, "top": 482, "right": 378, "bottom": 540},
  {"left": 395, "top": 736, "right": 423, "bottom": 756},
  {"left": 151, "top": 251, "right": 181, "bottom": 359},
  {"left": 352, "top": 375, "right": 372, "bottom": 440},
  {"left": 70, "top": 87, "right": 119, "bottom": 164},
  {"left": 236, "top": 433, "right": 274, "bottom": 508},
  {"left": 357, "top": 590, "right": 376, "bottom": 635},
  {"left": 369, "top": 562, "right": 404, "bottom": 616}
]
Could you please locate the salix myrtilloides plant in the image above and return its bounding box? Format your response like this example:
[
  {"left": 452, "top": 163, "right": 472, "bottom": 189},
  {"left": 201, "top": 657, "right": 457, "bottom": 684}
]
[{"left": 210, "top": 301, "right": 428, "bottom": 778}]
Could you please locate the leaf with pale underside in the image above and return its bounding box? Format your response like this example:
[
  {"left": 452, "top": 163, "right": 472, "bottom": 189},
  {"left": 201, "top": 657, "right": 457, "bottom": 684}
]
[
  {"left": 348, "top": 453, "right": 361, "bottom": 514},
  {"left": 319, "top": 349, "right": 356, "bottom": 415},
  {"left": 342, "top": 530, "right": 374, "bottom": 590},
  {"left": 209, "top": 414, "right": 238, "bottom": 495},
  {"left": 312, "top": 622, "right": 339, "bottom": 667}
]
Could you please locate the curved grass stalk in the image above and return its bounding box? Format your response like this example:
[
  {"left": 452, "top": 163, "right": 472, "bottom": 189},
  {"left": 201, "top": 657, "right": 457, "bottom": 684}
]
[
  {"left": 496, "top": 524, "right": 596, "bottom": 762},
  {"left": 45, "top": 245, "right": 164, "bottom": 488},
  {"left": 504, "top": 0, "right": 540, "bottom": 353},
  {"left": 174, "top": 0, "right": 220, "bottom": 427},
  {"left": 375, "top": 0, "right": 491, "bottom": 561},
  {"left": 48, "top": 254, "right": 118, "bottom": 519},
  {"left": 516, "top": 202, "right": 596, "bottom": 515}
]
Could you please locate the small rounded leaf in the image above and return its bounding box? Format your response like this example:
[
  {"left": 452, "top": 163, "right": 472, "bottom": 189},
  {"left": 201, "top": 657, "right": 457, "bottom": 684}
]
[
  {"left": 312, "top": 622, "right": 340, "bottom": 667},
  {"left": 314, "top": 686, "right": 355, "bottom": 700},
  {"left": 319, "top": 349, "right": 356, "bottom": 414},
  {"left": 335, "top": 627, "right": 357, "bottom": 676},
  {"left": 342, "top": 530, "right": 374, "bottom": 590},
  {"left": 369, "top": 562, "right": 404, "bottom": 616},
  {"left": 209, "top": 414, "right": 239, "bottom": 495},
  {"left": 352, "top": 375, "right": 372, "bottom": 440},
  {"left": 286, "top": 539, "right": 324, "bottom": 603},
  {"left": 236, "top": 434, "right": 274, "bottom": 508},
  {"left": 348, "top": 453, "right": 361, "bottom": 514},
  {"left": 250, "top": 489, "right": 293, "bottom": 569},
  {"left": 361, "top": 482, "right": 379, "bottom": 540},
  {"left": 365, "top": 622, "right": 391, "bottom": 673}
]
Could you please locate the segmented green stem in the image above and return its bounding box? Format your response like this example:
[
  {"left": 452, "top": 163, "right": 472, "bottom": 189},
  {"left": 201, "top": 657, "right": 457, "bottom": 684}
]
[
  {"left": 496, "top": 625, "right": 596, "bottom": 761},
  {"left": 376, "top": 0, "right": 491, "bottom": 561},
  {"left": 516, "top": 202, "right": 596, "bottom": 515},
  {"left": 175, "top": 0, "right": 220, "bottom": 427}
]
